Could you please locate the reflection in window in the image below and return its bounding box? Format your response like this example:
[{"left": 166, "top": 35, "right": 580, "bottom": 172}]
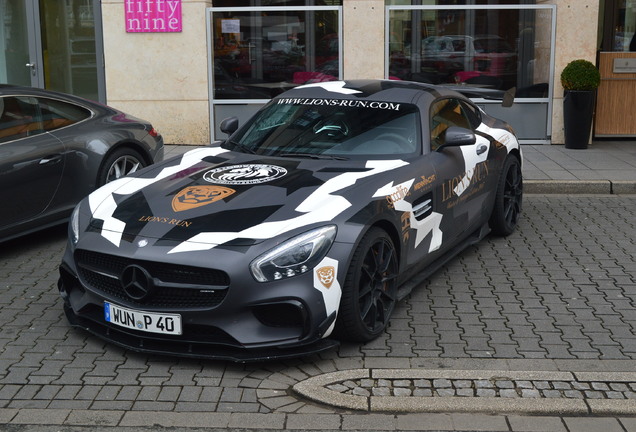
[
  {"left": 40, "top": 0, "right": 100, "bottom": 101},
  {"left": 429, "top": 98, "right": 471, "bottom": 151},
  {"left": 230, "top": 100, "right": 420, "bottom": 158},
  {"left": 389, "top": 6, "right": 551, "bottom": 99},
  {"left": 38, "top": 98, "right": 92, "bottom": 132},
  {"left": 600, "top": 0, "right": 636, "bottom": 52},
  {"left": 211, "top": 9, "right": 340, "bottom": 100},
  {"left": 0, "top": 96, "right": 92, "bottom": 143},
  {"left": 0, "top": 96, "right": 43, "bottom": 143}
]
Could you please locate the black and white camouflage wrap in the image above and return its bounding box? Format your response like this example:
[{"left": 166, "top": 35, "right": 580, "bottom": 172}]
[{"left": 58, "top": 80, "right": 521, "bottom": 361}]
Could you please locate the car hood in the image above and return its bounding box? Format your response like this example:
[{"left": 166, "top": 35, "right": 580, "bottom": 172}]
[{"left": 86, "top": 147, "right": 408, "bottom": 252}]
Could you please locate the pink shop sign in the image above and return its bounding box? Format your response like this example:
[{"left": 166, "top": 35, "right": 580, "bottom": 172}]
[{"left": 125, "top": 0, "right": 182, "bottom": 33}]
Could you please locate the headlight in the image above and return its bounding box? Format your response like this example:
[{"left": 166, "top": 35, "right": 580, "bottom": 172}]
[
  {"left": 250, "top": 225, "right": 337, "bottom": 283},
  {"left": 70, "top": 204, "right": 81, "bottom": 245}
]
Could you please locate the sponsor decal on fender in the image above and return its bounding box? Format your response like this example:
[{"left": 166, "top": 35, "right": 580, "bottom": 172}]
[
  {"left": 414, "top": 174, "right": 436, "bottom": 191},
  {"left": 316, "top": 266, "right": 336, "bottom": 289},
  {"left": 172, "top": 185, "right": 235, "bottom": 212},
  {"left": 203, "top": 164, "right": 287, "bottom": 185},
  {"left": 386, "top": 184, "right": 410, "bottom": 208},
  {"left": 442, "top": 160, "right": 490, "bottom": 202},
  {"left": 312, "top": 257, "right": 341, "bottom": 338},
  {"left": 496, "top": 134, "right": 511, "bottom": 149},
  {"left": 401, "top": 211, "right": 411, "bottom": 244},
  {"left": 447, "top": 183, "right": 485, "bottom": 209}
]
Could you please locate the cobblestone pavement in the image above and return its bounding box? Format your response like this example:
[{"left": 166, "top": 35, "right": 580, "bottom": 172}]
[{"left": 1, "top": 195, "right": 636, "bottom": 431}]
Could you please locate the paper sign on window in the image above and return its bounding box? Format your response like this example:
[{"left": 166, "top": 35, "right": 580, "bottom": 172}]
[
  {"left": 125, "top": 0, "right": 182, "bottom": 33},
  {"left": 222, "top": 19, "right": 240, "bottom": 34}
]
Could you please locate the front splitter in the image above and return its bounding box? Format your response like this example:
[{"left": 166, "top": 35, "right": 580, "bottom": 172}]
[{"left": 64, "top": 304, "right": 339, "bottom": 363}]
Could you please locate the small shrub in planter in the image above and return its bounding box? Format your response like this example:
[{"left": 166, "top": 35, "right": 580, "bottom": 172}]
[
  {"left": 560, "top": 59, "right": 600, "bottom": 149},
  {"left": 561, "top": 59, "right": 600, "bottom": 91}
]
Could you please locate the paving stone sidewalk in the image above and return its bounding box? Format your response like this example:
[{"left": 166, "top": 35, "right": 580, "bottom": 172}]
[{"left": 1, "top": 156, "right": 636, "bottom": 430}]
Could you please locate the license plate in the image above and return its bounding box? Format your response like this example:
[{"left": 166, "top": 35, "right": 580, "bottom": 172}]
[{"left": 104, "top": 302, "right": 182, "bottom": 335}]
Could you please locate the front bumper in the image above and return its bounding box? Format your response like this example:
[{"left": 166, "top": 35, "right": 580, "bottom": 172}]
[
  {"left": 61, "top": 300, "right": 338, "bottom": 362},
  {"left": 57, "top": 237, "right": 345, "bottom": 361}
]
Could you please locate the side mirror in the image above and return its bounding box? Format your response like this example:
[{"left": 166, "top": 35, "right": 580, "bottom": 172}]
[
  {"left": 438, "top": 126, "right": 476, "bottom": 150},
  {"left": 220, "top": 117, "right": 239, "bottom": 135}
]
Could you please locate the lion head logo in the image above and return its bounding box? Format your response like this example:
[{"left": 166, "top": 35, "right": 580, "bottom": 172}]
[
  {"left": 172, "top": 185, "right": 235, "bottom": 212},
  {"left": 316, "top": 266, "right": 335, "bottom": 289},
  {"left": 203, "top": 164, "right": 287, "bottom": 185}
]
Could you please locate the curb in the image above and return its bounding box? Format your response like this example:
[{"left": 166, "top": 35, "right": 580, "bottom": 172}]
[
  {"left": 293, "top": 369, "right": 636, "bottom": 415},
  {"left": 524, "top": 179, "right": 636, "bottom": 194}
]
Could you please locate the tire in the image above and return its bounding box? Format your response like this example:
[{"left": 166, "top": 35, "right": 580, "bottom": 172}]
[
  {"left": 489, "top": 155, "right": 523, "bottom": 236},
  {"left": 97, "top": 148, "right": 146, "bottom": 186},
  {"left": 334, "top": 227, "right": 399, "bottom": 342}
]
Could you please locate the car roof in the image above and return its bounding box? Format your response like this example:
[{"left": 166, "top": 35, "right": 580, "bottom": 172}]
[
  {"left": 0, "top": 84, "right": 103, "bottom": 109},
  {"left": 276, "top": 79, "right": 463, "bottom": 105}
]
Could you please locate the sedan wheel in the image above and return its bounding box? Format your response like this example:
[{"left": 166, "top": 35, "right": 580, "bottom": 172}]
[
  {"left": 335, "top": 227, "right": 399, "bottom": 342},
  {"left": 489, "top": 155, "right": 523, "bottom": 236},
  {"left": 98, "top": 148, "right": 146, "bottom": 186}
]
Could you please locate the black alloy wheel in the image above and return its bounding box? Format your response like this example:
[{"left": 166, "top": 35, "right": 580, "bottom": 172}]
[
  {"left": 335, "top": 227, "right": 399, "bottom": 342},
  {"left": 490, "top": 155, "right": 523, "bottom": 236}
]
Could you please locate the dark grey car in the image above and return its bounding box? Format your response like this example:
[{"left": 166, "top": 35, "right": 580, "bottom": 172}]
[{"left": 0, "top": 84, "right": 164, "bottom": 242}]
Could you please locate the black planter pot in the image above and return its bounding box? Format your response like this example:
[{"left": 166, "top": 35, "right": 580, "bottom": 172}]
[{"left": 563, "top": 90, "right": 596, "bottom": 149}]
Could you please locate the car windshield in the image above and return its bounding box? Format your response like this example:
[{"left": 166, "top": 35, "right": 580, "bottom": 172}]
[{"left": 227, "top": 98, "right": 420, "bottom": 159}]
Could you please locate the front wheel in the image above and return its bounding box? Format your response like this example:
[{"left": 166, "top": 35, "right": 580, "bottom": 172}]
[
  {"left": 489, "top": 155, "right": 523, "bottom": 236},
  {"left": 334, "top": 227, "right": 399, "bottom": 342},
  {"left": 97, "top": 148, "right": 146, "bottom": 186}
]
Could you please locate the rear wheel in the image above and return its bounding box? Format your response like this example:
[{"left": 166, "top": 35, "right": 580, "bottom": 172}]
[
  {"left": 335, "top": 228, "right": 399, "bottom": 342},
  {"left": 489, "top": 155, "right": 523, "bottom": 236},
  {"left": 97, "top": 148, "right": 146, "bottom": 186}
]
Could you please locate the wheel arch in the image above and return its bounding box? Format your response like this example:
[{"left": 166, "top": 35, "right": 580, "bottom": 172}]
[
  {"left": 508, "top": 147, "right": 522, "bottom": 166},
  {"left": 95, "top": 140, "right": 153, "bottom": 185},
  {"left": 370, "top": 218, "right": 403, "bottom": 265}
]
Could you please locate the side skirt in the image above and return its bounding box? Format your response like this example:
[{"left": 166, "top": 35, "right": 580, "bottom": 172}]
[{"left": 396, "top": 222, "right": 491, "bottom": 301}]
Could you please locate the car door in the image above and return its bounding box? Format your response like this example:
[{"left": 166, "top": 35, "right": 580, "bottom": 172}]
[
  {"left": 426, "top": 97, "right": 492, "bottom": 249},
  {"left": 0, "top": 95, "right": 66, "bottom": 230}
]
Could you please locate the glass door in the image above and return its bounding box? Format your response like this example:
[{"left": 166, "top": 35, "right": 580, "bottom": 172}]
[
  {"left": 0, "top": 0, "right": 104, "bottom": 102},
  {"left": 0, "top": 0, "right": 40, "bottom": 86}
]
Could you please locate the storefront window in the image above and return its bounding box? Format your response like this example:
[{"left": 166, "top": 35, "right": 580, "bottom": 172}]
[
  {"left": 600, "top": 0, "right": 636, "bottom": 51},
  {"left": 40, "top": 0, "right": 100, "bottom": 101},
  {"left": 214, "top": 1, "right": 342, "bottom": 5},
  {"left": 386, "top": 1, "right": 534, "bottom": 5},
  {"left": 211, "top": 8, "right": 340, "bottom": 100},
  {"left": 388, "top": 6, "right": 550, "bottom": 98}
]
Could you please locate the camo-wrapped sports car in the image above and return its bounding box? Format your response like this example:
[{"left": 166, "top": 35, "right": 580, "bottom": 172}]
[{"left": 58, "top": 80, "right": 522, "bottom": 361}]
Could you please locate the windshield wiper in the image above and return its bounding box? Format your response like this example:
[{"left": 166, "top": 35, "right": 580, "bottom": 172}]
[
  {"left": 227, "top": 140, "right": 257, "bottom": 154},
  {"left": 279, "top": 152, "right": 348, "bottom": 160}
]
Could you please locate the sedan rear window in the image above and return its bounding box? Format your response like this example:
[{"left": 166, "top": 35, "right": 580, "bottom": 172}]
[
  {"left": 0, "top": 96, "right": 92, "bottom": 143},
  {"left": 38, "top": 97, "right": 92, "bottom": 132}
]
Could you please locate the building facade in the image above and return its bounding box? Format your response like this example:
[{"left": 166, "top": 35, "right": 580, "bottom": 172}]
[{"left": 2, "top": 0, "right": 628, "bottom": 145}]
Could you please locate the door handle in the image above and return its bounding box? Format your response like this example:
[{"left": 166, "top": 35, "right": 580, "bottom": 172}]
[
  {"left": 39, "top": 155, "right": 63, "bottom": 165},
  {"left": 476, "top": 144, "right": 488, "bottom": 155},
  {"left": 25, "top": 63, "right": 36, "bottom": 76}
]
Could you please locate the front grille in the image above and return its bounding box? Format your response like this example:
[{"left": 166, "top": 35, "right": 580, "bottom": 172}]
[{"left": 75, "top": 249, "right": 229, "bottom": 309}]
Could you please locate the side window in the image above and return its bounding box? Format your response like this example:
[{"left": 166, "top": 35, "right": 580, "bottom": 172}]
[
  {"left": 0, "top": 96, "right": 43, "bottom": 143},
  {"left": 460, "top": 100, "right": 482, "bottom": 130},
  {"left": 37, "top": 98, "right": 91, "bottom": 132},
  {"left": 429, "top": 98, "right": 472, "bottom": 151}
]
